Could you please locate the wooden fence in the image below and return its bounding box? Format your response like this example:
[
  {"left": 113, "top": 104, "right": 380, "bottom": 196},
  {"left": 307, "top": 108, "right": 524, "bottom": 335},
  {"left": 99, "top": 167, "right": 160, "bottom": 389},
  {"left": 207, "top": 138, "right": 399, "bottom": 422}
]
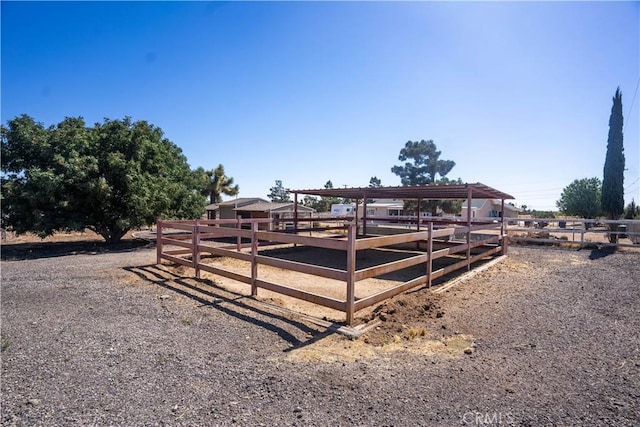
[
  {"left": 505, "top": 217, "right": 640, "bottom": 248},
  {"left": 156, "top": 216, "right": 507, "bottom": 326}
]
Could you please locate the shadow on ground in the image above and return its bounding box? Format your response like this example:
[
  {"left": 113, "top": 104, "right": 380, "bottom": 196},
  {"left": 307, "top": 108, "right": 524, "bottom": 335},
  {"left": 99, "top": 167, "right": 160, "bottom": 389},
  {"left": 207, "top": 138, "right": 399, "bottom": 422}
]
[
  {"left": 588, "top": 248, "right": 617, "bottom": 260},
  {"left": 124, "top": 264, "right": 343, "bottom": 351},
  {"left": 1, "top": 239, "right": 152, "bottom": 261}
]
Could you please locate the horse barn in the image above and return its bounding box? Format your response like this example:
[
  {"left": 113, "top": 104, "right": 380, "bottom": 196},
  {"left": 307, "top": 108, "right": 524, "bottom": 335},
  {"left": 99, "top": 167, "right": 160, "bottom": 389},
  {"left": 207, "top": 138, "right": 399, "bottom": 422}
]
[{"left": 156, "top": 183, "right": 513, "bottom": 326}]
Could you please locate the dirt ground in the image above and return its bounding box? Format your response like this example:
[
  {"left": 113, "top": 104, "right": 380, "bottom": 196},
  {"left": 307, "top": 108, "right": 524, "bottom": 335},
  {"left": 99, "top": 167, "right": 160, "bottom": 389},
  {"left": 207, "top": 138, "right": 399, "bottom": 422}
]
[{"left": 2, "top": 231, "right": 639, "bottom": 425}]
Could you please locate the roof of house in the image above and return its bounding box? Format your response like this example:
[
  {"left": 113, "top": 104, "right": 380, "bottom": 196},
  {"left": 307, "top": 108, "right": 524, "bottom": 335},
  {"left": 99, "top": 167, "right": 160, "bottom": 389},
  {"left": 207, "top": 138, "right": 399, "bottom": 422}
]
[
  {"left": 291, "top": 183, "right": 513, "bottom": 201},
  {"left": 205, "top": 197, "right": 269, "bottom": 211},
  {"left": 462, "top": 199, "right": 521, "bottom": 212},
  {"left": 362, "top": 202, "right": 404, "bottom": 208},
  {"left": 233, "top": 202, "right": 315, "bottom": 213}
]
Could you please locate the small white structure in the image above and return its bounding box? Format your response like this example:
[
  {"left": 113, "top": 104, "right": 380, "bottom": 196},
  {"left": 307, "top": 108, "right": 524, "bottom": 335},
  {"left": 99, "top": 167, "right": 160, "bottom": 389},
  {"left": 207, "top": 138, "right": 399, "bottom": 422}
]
[
  {"left": 331, "top": 203, "right": 356, "bottom": 217},
  {"left": 357, "top": 199, "right": 405, "bottom": 218},
  {"left": 461, "top": 199, "right": 521, "bottom": 219}
]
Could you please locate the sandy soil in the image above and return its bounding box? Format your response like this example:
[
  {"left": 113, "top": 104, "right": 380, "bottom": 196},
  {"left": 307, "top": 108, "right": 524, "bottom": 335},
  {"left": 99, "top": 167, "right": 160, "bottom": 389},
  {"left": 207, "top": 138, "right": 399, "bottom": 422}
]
[{"left": 2, "top": 233, "right": 639, "bottom": 425}]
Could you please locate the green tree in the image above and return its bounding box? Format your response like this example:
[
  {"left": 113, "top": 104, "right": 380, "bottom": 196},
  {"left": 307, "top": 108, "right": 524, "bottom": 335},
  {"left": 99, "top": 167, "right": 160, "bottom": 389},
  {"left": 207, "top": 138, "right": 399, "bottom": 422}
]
[
  {"left": 268, "top": 180, "right": 291, "bottom": 202},
  {"left": 601, "top": 87, "right": 625, "bottom": 242},
  {"left": 556, "top": 178, "right": 603, "bottom": 218},
  {"left": 391, "top": 140, "right": 455, "bottom": 186},
  {"left": 308, "top": 180, "right": 343, "bottom": 212},
  {"left": 369, "top": 176, "right": 382, "bottom": 187},
  {"left": 200, "top": 164, "right": 239, "bottom": 204},
  {"left": 301, "top": 195, "right": 321, "bottom": 210},
  {"left": 1, "top": 115, "right": 206, "bottom": 243},
  {"left": 391, "top": 140, "right": 460, "bottom": 215},
  {"left": 624, "top": 199, "right": 639, "bottom": 219}
]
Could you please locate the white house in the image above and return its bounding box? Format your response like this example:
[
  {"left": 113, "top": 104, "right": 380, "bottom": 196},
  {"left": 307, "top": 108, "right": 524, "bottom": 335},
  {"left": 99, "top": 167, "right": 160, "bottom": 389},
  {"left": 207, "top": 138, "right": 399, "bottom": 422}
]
[
  {"left": 357, "top": 199, "right": 405, "bottom": 218},
  {"left": 461, "top": 199, "right": 521, "bottom": 219}
]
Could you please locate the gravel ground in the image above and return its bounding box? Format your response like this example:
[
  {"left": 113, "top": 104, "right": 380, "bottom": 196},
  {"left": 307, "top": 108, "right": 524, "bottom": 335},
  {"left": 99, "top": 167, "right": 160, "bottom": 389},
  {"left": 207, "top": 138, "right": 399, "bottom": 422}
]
[{"left": 1, "top": 245, "right": 639, "bottom": 426}]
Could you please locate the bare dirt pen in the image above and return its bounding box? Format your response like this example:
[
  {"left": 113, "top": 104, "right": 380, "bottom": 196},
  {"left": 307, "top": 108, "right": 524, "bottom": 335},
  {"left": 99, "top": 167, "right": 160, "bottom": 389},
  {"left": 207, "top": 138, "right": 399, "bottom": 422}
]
[
  {"left": 184, "top": 243, "right": 483, "bottom": 327},
  {"left": 2, "top": 232, "right": 639, "bottom": 425}
]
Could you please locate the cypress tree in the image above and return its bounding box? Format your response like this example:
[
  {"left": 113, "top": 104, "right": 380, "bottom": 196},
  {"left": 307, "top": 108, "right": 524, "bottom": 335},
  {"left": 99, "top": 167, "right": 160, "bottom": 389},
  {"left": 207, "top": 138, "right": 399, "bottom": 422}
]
[{"left": 601, "top": 87, "right": 625, "bottom": 243}]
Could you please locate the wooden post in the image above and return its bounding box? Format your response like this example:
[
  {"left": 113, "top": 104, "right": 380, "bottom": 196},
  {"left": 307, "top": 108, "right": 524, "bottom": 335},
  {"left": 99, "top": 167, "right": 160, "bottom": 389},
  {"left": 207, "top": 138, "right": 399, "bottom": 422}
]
[
  {"left": 361, "top": 197, "right": 368, "bottom": 237},
  {"left": 345, "top": 223, "right": 357, "bottom": 326},
  {"left": 237, "top": 215, "right": 242, "bottom": 251},
  {"left": 156, "top": 216, "right": 163, "bottom": 265},
  {"left": 251, "top": 221, "right": 258, "bottom": 296},
  {"left": 355, "top": 198, "right": 360, "bottom": 237},
  {"left": 193, "top": 219, "right": 201, "bottom": 278},
  {"left": 500, "top": 198, "right": 507, "bottom": 255},
  {"left": 427, "top": 221, "right": 433, "bottom": 288},
  {"left": 416, "top": 198, "right": 421, "bottom": 231},
  {"left": 466, "top": 187, "right": 472, "bottom": 270},
  {"left": 294, "top": 192, "right": 298, "bottom": 234}
]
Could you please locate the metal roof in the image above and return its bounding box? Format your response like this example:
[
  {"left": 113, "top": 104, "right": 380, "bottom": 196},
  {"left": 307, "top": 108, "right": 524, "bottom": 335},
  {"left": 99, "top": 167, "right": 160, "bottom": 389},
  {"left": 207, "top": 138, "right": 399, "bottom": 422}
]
[
  {"left": 233, "top": 202, "right": 315, "bottom": 213},
  {"left": 291, "top": 183, "right": 514, "bottom": 201}
]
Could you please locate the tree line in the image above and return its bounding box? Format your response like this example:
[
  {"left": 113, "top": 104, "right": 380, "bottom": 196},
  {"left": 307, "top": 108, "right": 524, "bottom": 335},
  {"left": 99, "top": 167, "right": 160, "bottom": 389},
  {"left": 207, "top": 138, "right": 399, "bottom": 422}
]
[
  {"left": 4, "top": 87, "right": 632, "bottom": 244},
  {"left": 555, "top": 87, "right": 636, "bottom": 242},
  {"left": 268, "top": 139, "right": 463, "bottom": 216}
]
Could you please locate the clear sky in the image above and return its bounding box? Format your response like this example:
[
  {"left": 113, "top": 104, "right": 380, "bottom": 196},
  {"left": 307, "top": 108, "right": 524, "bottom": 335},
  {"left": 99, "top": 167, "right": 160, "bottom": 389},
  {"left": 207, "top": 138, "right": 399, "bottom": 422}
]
[{"left": 2, "top": 1, "right": 639, "bottom": 211}]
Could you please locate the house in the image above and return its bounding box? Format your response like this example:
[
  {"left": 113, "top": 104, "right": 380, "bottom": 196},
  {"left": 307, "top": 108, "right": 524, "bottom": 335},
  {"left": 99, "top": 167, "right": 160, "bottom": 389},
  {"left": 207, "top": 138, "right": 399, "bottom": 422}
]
[
  {"left": 461, "top": 199, "right": 521, "bottom": 219},
  {"left": 357, "top": 199, "right": 405, "bottom": 218},
  {"left": 205, "top": 198, "right": 269, "bottom": 220},
  {"left": 206, "top": 198, "right": 315, "bottom": 230}
]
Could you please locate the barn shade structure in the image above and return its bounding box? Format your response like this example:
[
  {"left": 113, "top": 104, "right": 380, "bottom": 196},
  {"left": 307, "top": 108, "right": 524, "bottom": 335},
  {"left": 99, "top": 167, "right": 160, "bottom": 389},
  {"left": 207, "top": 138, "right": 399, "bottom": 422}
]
[
  {"left": 156, "top": 182, "right": 516, "bottom": 326},
  {"left": 291, "top": 182, "right": 513, "bottom": 201},
  {"left": 291, "top": 182, "right": 514, "bottom": 235}
]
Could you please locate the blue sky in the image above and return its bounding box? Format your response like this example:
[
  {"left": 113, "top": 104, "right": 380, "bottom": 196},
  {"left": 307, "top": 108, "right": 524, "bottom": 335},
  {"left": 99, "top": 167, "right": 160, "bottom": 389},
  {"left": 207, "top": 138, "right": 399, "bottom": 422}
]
[{"left": 2, "top": 1, "right": 639, "bottom": 211}]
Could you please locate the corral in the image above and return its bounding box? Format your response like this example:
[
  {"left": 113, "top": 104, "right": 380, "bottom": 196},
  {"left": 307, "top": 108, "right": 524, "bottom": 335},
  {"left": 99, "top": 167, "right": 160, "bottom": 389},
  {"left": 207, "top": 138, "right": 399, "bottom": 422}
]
[{"left": 156, "top": 183, "right": 513, "bottom": 326}]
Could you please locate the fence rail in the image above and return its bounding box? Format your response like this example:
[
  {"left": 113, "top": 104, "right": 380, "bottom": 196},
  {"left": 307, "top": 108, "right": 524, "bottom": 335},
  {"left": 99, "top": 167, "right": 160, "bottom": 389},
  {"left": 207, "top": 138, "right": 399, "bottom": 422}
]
[
  {"left": 503, "top": 217, "right": 640, "bottom": 248},
  {"left": 156, "top": 215, "right": 506, "bottom": 325}
]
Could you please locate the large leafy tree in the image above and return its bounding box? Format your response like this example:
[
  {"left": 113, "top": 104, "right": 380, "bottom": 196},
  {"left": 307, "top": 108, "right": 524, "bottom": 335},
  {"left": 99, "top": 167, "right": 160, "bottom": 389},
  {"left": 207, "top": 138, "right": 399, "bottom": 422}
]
[
  {"left": 601, "top": 88, "right": 625, "bottom": 242},
  {"left": 556, "top": 177, "right": 603, "bottom": 219},
  {"left": 268, "top": 179, "right": 291, "bottom": 202},
  {"left": 1, "top": 115, "right": 206, "bottom": 243},
  {"left": 199, "top": 164, "right": 239, "bottom": 204},
  {"left": 391, "top": 139, "right": 461, "bottom": 215}
]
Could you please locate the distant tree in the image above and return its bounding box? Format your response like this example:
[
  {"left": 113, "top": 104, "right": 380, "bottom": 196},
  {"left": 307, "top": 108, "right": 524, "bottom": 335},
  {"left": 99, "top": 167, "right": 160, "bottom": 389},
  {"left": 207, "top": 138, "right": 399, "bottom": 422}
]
[
  {"left": 601, "top": 87, "right": 625, "bottom": 243},
  {"left": 369, "top": 176, "right": 382, "bottom": 187},
  {"left": 200, "top": 164, "right": 239, "bottom": 204},
  {"left": 1, "top": 115, "right": 206, "bottom": 243},
  {"left": 391, "top": 140, "right": 455, "bottom": 186},
  {"left": 391, "top": 140, "right": 460, "bottom": 215},
  {"left": 309, "top": 180, "right": 342, "bottom": 212},
  {"left": 268, "top": 180, "right": 291, "bottom": 203},
  {"left": 301, "top": 195, "right": 321, "bottom": 210},
  {"left": 624, "top": 199, "right": 639, "bottom": 219},
  {"left": 557, "top": 178, "right": 603, "bottom": 219},
  {"left": 530, "top": 210, "right": 556, "bottom": 218}
]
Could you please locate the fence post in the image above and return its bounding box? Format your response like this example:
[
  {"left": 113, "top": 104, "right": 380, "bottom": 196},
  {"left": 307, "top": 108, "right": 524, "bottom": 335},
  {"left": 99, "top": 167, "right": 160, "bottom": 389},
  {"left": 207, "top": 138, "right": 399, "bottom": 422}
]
[
  {"left": 156, "top": 216, "right": 163, "bottom": 265},
  {"left": 193, "top": 219, "right": 201, "bottom": 278},
  {"left": 345, "top": 223, "right": 357, "bottom": 326},
  {"left": 466, "top": 187, "right": 472, "bottom": 270},
  {"left": 251, "top": 221, "right": 258, "bottom": 296},
  {"left": 427, "top": 221, "right": 433, "bottom": 288},
  {"left": 237, "top": 215, "right": 242, "bottom": 251},
  {"left": 501, "top": 203, "right": 508, "bottom": 255}
]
